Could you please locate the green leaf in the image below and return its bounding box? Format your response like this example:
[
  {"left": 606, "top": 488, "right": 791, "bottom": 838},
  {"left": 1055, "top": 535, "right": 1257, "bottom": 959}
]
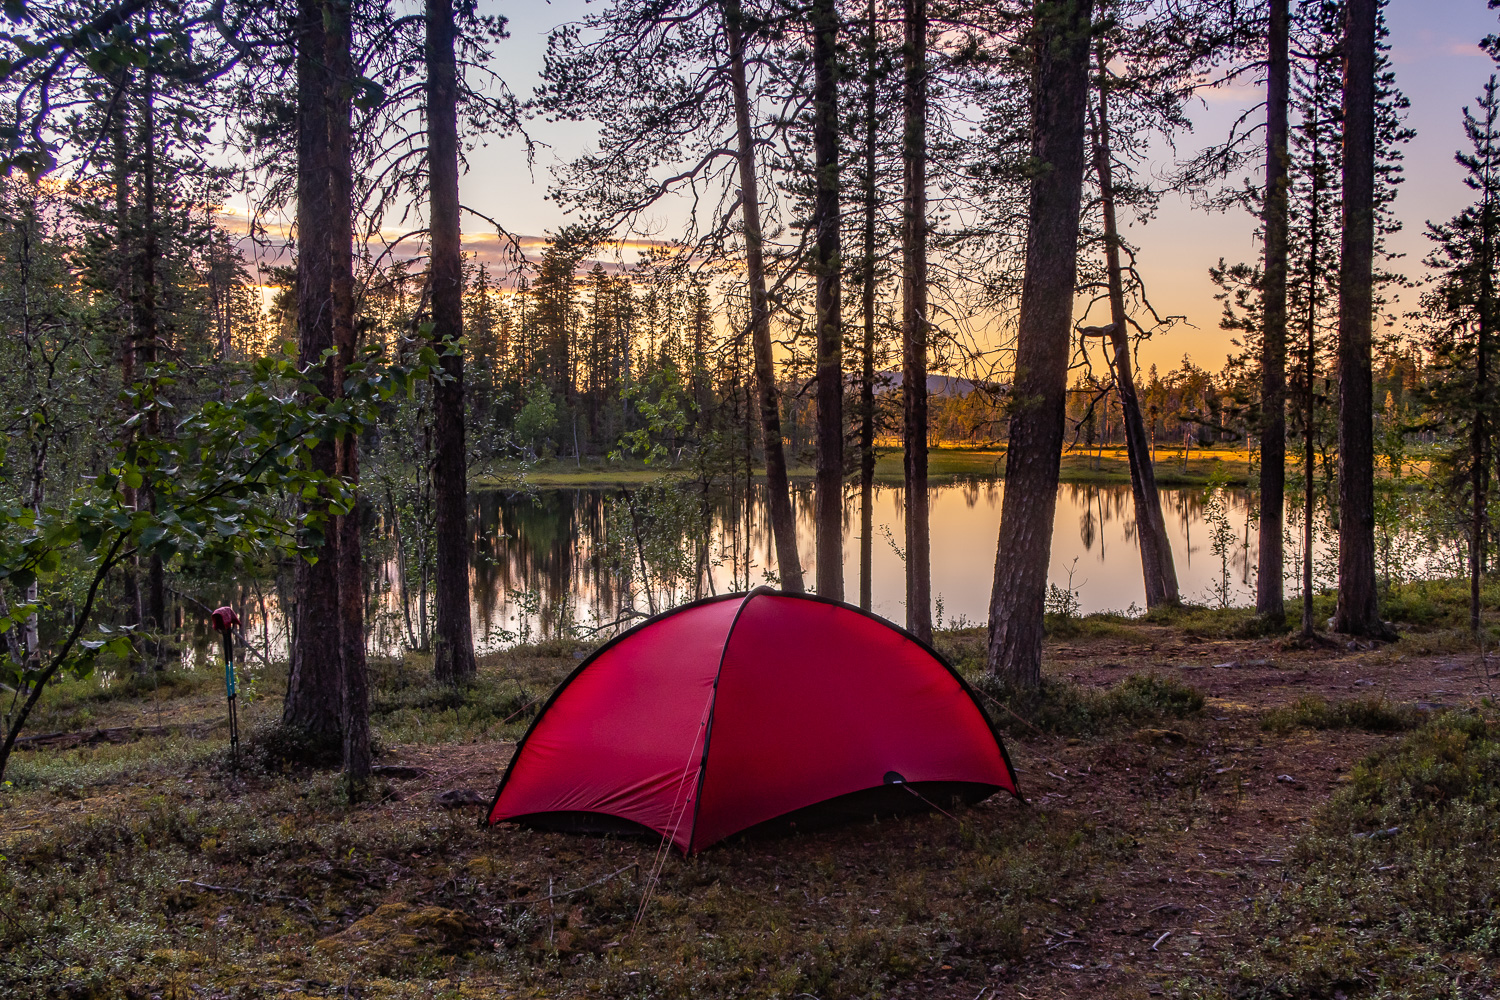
[{"left": 352, "top": 75, "right": 385, "bottom": 110}]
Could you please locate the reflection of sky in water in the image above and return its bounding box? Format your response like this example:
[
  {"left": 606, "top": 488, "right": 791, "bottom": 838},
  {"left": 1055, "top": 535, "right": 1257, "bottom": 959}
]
[
  {"left": 412, "top": 483, "right": 1294, "bottom": 653},
  {"left": 846, "top": 483, "right": 1257, "bottom": 626}
]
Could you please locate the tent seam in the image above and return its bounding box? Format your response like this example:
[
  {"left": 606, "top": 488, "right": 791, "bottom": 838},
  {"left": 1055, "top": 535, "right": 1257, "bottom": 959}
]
[
  {"left": 683, "top": 586, "right": 770, "bottom": 854},
  {"left": 482, "top": 591, "right": 743, "bottom": 829}
]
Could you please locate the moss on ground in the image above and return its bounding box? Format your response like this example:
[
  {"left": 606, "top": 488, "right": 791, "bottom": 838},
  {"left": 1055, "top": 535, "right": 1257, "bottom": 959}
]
[
  {"left": 1211, "top": 712, "right": 1500, "bottom": 999},
  {"left": 3, "top": 601, "right": 1498, "bottom": 998}
]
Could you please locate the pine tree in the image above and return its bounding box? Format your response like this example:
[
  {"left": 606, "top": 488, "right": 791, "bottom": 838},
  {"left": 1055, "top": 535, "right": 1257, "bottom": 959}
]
[
  {"left": 810, "top": 0, "right": 844, "bottom": 601},
  {"left": 1333, "top": 0, "right": 1383, "bottom": 636},
  {"left": 427, "top": 0, "right": 478, "bottom": 683},
  {"left": 902, "top": 0, "right": 931, "bottom": 640},
  {"left": 1421, "top": 76, "right": 1500, "bottom": 635},
  {"left": 1258, "top": 0, "right": 1291, "bottom": 625},
  {"left": 986, "top": 0, "right": 1095, "bottom": 687}
]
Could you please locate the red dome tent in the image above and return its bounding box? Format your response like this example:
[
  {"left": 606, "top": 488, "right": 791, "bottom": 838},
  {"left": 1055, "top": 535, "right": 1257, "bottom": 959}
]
[{"left": 486, "top": 588, "right": 1019, "bottom": 853}]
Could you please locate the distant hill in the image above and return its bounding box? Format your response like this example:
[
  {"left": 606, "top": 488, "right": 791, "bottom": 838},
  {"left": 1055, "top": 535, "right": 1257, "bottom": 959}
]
[{"left": 869, "top": 369, "right": 1003, "bottom": 398}]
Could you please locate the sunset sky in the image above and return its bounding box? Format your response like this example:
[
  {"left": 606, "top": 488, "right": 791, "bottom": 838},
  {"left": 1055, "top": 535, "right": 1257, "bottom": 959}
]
[{"left": 441, "top": 2, "right": 1500, "bottom": 376}]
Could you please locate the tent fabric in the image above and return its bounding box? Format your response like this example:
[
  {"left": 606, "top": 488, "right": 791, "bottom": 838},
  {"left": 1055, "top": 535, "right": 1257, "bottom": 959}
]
[{"left": 485, "top": 588, "right": 1019, "bottom": 853}]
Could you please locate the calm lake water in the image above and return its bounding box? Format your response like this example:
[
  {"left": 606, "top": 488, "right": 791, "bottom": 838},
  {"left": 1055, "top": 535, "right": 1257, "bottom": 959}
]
[{"left": 363, "top": 481, "right": 1273, "bottom": 656}]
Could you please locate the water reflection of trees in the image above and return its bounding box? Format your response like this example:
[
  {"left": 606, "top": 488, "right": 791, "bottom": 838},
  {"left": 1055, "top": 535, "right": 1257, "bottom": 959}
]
[
  {"left": 361, "top": 480, "right": 1458, "bottom": 654},
  {"left": 211, "top": 482, "right": 1465, "bottom": 660},
  {"left": 468, "top": 490, "right": 625, "bottom": 647},
  {"left": 449, "top": 485, "right": 786, "bottom": 650},
  {"left": 1061, "top": 484, "right": 1261, "bottom": 590},
  {"left": 1063, "top": 485, "right": 1209, "bottom": 558}
]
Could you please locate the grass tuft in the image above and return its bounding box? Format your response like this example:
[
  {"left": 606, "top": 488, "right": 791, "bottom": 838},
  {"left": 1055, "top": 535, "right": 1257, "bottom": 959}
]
[{"left": 1261, "top": 695, "right": 1424, "bottom": 735}]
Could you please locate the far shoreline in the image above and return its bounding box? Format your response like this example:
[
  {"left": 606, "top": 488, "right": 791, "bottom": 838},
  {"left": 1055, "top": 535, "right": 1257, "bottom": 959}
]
[{"left": 472, "top": 445, "right": 1265, "bottom": 489}]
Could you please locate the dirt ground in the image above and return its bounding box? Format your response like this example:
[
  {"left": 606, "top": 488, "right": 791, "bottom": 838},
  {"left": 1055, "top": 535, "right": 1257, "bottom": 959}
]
[{"left": 2, "top": 611, "right": 1497, "bottom": 999}]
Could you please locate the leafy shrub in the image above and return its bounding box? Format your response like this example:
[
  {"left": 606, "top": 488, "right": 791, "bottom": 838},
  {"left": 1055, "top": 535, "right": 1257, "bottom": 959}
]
[{"left": 244, "top": 720, "right": 343, "bottom": 771}]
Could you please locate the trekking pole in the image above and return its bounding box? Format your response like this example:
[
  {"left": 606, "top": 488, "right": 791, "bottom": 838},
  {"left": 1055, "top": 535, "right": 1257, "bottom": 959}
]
[{"left": 211, "top": 606, "right": 241, "bottom": 766}]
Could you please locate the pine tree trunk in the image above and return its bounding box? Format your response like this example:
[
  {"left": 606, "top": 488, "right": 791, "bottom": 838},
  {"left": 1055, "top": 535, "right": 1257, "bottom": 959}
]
[
  {"left": 1258, "top": 0, "right": 1290, "bottom": 626},
  {"left": 812, "top": 0, "right": 844, "bottom": 601},
  {"left": 1300, "top": 77, "right": 1325, "bottom": 639},
  {"left": 427, "top": 0, "right": 478, "bottom": 680},
  {"left": 902, "top": 0, "right": 931, "bottom": 642},
  {"left": 328, "top": 0, "right": 369, "bottom": 783},
  {"left": 1475, "top": 306, "right": 1489, "bottom": 635},
  {"left": 1092, "top": 52, "right": 1178, "bottom": 608},
  {"left": 137, "top": 55, "right": 165, "bottom": 667},
  {"left": 284, "top": 0, "right": 344, "bottom": 739},
  {"left": 1470, "top": 105, "right": 1497, "bottom": 636},
  {"left": 1473, "top": 159, "right": 1493, "bottom": 634},
  {"left": 692, "top": 290, "right": 710, "bottom": 432},
  {"left": 859, "top": 0, "right": 878, "bottom": 612},
  {"left": 723, "top": 0, "right": 804, "bottom": 593},
  {"left": 1333, "top": 0, "right": 1382, "bottom": 636},
  {"left": 111, "top": 84, "right": 143, "bottom": 666},
  {"left": 986, "top": 0, "right": 1094, "bottom": 686}
]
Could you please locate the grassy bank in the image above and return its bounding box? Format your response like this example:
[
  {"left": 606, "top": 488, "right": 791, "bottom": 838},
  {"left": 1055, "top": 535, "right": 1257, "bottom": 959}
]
[{"left": 478, "top": 445, "right": 1256, "bottom": 489}]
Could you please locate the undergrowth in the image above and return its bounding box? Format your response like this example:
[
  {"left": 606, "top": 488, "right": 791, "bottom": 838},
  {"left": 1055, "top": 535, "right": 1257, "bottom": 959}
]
[
  {"left": 974, "top": 672, "right": 1204, "bottom": 736},
  {"left": 1379, "top": 576, "right": 1500, "bottom": 633},
  {"left": 0, "top": 747, "right": 1107, "bottom": 999},
  {"left": 1220, "top": 711, "right": 1500, "bottom": 998},
  {"left": 368, "top": 641, "right": 585, "bottom": 745}
]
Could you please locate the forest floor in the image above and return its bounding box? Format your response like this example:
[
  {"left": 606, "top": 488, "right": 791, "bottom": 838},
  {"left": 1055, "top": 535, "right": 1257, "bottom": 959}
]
[
  {"left": 485, "top": 446, "right": 1258, "bottom": 488},
  {"left": 2, "top": 581, "right": 1498, "bottom": 999}
]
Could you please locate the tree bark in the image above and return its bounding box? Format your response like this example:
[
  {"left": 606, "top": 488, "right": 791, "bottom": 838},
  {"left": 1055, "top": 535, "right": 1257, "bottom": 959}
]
[
  {"left": 902, "top": 0, "right": 931, "bottom": 642},
  {"left": 723, "top": 0, "right": 804, "bottom": 593},
  {"left": 1258, "top": 0, "right": 1290, "bottom": 626},
  {"left": 1333, "top": 0, "right": 1381, "bottom": 636},
  {"left": 859, "top": 0, "right": 878, "bottom": 611},
  {"left": 986, "top": 0, "right": 1094, "bottom": 686},
  {"left": 328, "top": 0, "right": 369, "bottom": 783},
  {"left": 283, "top": 0, "right": 344, "bottom": 739},
  {"left": 1091, "top": 51, "right": 1178, "bottom": 608},
  {"left": 811, "top": 0, "right": 844, "bottom": 601},
  {"left": 427, "top": 0, "right": 478, "bottom": 680}
]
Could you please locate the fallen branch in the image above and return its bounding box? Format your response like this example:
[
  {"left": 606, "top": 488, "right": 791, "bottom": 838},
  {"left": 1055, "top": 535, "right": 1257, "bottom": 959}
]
[
  {"left": 13, "top": 723, "right": 209, "bottom": 750},
  {"left": 176, "top": 879, "right": 314, "bottom": 913}
]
